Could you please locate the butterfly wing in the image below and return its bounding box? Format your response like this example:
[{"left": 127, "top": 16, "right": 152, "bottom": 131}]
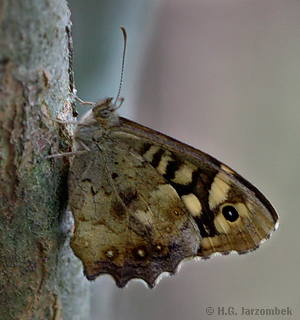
[
  {"left": 69, "top": 123, "right": 200, "bottom": 288},
  {"left": 69, "top": 116, "right": 278, "bottom": 288},
  {"left": 118, "top": 118, "right": 278, "bottom": 255}
]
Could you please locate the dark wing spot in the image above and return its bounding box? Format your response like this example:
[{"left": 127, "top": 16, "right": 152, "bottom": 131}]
[
  {"left": 111, "top": 172, "right": 118, "bottom": 179},
  {"left": 119, "top": 188, "right": 138, "bottom": 207},
  {"left": 151, "top": 149, "right": 164, "bottom": 168},
  {"left": 133, "top": 246, "right": 148, "bottom": 260},
  {"left": 163, "top": 160, "right": 180, "bottom": 181},
  {"left": 139, "top": 142, "right": 152, "bottom": 155},
  {"left": 110, "top": 200, "right": 126, "bottom": 220},
  {"left": 222, "top": 205, "right": 239, "bottom": 222}
]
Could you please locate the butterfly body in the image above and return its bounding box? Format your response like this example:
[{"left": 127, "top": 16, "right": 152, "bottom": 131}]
[{"left": 68, "top": 98, "right": 278, "bottom": 288}]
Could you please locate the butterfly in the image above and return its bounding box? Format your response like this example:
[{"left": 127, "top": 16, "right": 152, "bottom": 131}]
[
  {"left": 65, "top": 96, "right": 278, "bottom": 288},
  {"left": 49, "top": 27, "right": 278, "bottom": 288}
]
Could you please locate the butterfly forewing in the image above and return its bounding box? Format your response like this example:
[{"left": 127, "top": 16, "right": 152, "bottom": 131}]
[
  {"left": 68, "top": 99, "right": 278, "bottom": 288},
  {"left": 112, "top": 118, "right": 278, "bottom": 257}
]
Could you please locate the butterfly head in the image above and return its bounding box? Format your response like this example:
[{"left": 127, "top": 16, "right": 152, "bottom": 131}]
[
  {"left": 78, "top": 97, "right": 121, "bottom": 128},
  {"left": 72, "top": 98, "right": 121, "bottom": 152},
  {"left": 93, "top": 97, "right": 123, "bottom": 120}
]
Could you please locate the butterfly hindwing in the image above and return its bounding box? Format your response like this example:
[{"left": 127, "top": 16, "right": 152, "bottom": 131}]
[{"left": 69, "top": 123, "right": 200, "bottom": 287}]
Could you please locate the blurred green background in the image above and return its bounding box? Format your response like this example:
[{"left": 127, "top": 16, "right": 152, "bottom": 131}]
[{"left": 68, "top": 0, "right": 299, "bottom": 319}]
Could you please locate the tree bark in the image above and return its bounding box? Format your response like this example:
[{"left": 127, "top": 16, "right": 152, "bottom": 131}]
[{"left": 0, "top": 0, "right": 90, "bottom": 319}]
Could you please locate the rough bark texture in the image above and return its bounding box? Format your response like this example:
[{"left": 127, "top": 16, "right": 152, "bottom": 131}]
[{"left": 0, "top": 0, "right": 90, "bottom": 319}]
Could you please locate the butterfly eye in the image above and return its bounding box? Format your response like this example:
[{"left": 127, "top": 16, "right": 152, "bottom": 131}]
[
  {"left": 222, "top": 205, "right": 239, "bottom": 222},
  {"left": 100, "top": 109, "right": 110, "bottom": 118}
]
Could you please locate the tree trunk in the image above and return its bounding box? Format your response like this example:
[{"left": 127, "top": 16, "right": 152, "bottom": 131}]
[{"left": 0, "top": 0, "right": 90, "bottom": 319}]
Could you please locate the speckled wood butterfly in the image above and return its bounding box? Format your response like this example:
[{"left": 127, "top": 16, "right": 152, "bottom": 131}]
[{"left": 49, "top": 27, "right": 278, "bottom": 288}]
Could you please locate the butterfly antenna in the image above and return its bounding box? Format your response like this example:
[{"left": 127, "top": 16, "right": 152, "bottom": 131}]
[{"left": 114, "top": 26, "right": 127, "bottom": 107}]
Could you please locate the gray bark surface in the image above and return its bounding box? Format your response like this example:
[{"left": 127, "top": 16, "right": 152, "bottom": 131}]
[{"left": 0, "top": 0, "right": 90, "bottom": 319}]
